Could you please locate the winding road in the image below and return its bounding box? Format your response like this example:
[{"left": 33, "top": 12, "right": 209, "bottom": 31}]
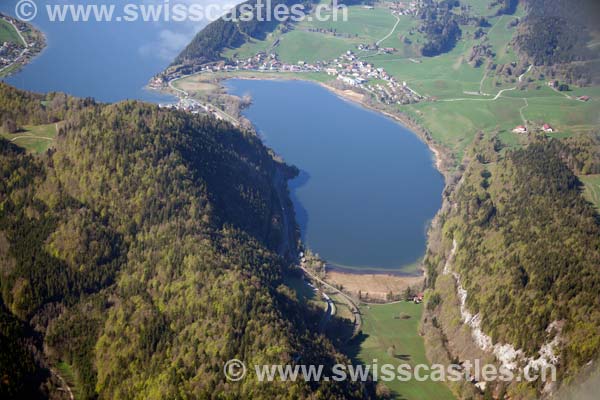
[
  {"left": 440, "top": 86, "right": 516, "bottom": 102},
  {"left": 9, "top": 135, "right": 53, "bottom": 142},
  {"left": 376, "top": 14, "right": 401, "bottom": 47}
]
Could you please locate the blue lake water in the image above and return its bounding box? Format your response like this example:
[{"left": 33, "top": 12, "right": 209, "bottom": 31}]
[
  {"left": 227, "top": 79, "right": 444, "bottom": 272},
  {"left": 0, "top": 0, "right": 196, "bottom": 103}
]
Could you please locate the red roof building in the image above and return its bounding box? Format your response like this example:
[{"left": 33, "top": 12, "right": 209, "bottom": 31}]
[{"left": 543, "top": 124, "right": 554, "bottom": 133}]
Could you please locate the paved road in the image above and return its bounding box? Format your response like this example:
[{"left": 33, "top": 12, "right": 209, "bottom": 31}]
[
  {"left": 300, "top": 265, "right": 362, "bottom": 339},
  {"left": 376, "top": 14, "right": 401, "bottom": 47}
]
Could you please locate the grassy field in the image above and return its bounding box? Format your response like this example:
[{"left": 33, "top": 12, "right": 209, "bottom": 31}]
[
  {"left": 0, "top": 123, "right": 58, "bottom": 153},
  {"left": 276, "top": 30, "right": 358, "bottom": 64},
  {"left": 581, "top": 175, "right": 600, "bottom": 210},
  {"left": 346, "top": 302, "right": 455, "bottom": 400},
  {"left": 306, "top": 6, "right": 398, "bottom": 44},
  {"left": 0, "top": 18, "right": 24, "bottom": 45}
]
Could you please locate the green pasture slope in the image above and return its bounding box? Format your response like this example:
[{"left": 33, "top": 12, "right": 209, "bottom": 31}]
[
  {"left": 0, "top": 18, "right": 24, "bottom": 45},
  {"left": 581, "top": 175, "right": 600, "bottom": 210},
  {"left": 348, "top": 302, "right": 455, "bottom": 400},
  {"left": 0, "top": 123, "right": 58, "bottom": 153}
]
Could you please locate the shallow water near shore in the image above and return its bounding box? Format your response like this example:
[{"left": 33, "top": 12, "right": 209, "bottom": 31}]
[{"left": 226, "top": 79, "right": 444, "bottom": 272}]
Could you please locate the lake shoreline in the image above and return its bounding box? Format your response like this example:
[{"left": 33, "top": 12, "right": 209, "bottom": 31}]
[
  {"left": 162, "top": 71, "right": 452, "bottom": 177},
  {"left": 0, "top": 13, "right": 46, "bottom": 78}
]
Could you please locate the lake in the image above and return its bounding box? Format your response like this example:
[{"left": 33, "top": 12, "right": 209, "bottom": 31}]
[
  {"left": 227, "top": 79, "right": 444, "bottom": 272},
  {"left": 0, "top": 0, "right": 196, "bottom": 103}
]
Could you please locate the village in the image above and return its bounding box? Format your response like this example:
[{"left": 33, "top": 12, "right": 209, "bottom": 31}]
[
  {"left": 0, "top": 40, "right": 25, "bottom": 70},
  {"left": 0, "top": 14, "right": 44, "bottom": 75},
  {"left": 151, "top": 45, "right": 424, "bottom": 116},
  {"left": 158, "top": 97, "right": 204, "bottom": 114}
]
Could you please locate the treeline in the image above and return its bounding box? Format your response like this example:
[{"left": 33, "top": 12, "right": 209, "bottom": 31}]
[
  {"left": 437, "top": 139, "right": 600, "bottom": 390},
  {"left": 174, "top": 0, "right": 315, "bottom": 68},
  {"left": 0, "top": 84, "right": 372, "bottom": 399},
  {"left": 417, "top": 0, "right": 462, "bottom": 57},
  {"left": 557, "top": 132, "right": 600, "bottom": 175}
]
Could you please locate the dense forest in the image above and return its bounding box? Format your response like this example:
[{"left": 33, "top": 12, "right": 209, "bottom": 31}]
[
  {"left": 417, "top": 0, "right": 463, "bottom": 57},
  {"left": 0, "top": 83, "right": 372, "bottom": 399},
  {"left": 173, "top": 0, "right": 316, "bottom": 69},
  {"left": 514, "top": 0, "right": 600, "bottom": 83},
  {"left": 426, "top": 137, "right": 600, "bottom": 397}
]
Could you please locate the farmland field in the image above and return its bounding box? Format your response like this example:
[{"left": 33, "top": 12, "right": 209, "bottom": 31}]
[
  {"left": 0, "top": 18, "right": 23, "bottom": 45},
  {"left": 581, "top": 175, "right": 600, "bottom": 210},
  {"left": 346, "top": 302, "right": 455, "bottom": 400},
  {"left": 0, "top": 123, "right": 58, "bottom": 153}
]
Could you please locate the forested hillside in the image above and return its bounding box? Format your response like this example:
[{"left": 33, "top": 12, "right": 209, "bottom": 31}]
[
  {"left": 0, "top": 84, "right": 370, "bottom": 399},
  {"left": 514, "top": 0, "right": 600, "bottom": 84},
  {"left": 424, "top": 137, "right": 600, "bottom": 398},
  {"left": 417, "top": 0, "right": 463, "bottom": 57}
]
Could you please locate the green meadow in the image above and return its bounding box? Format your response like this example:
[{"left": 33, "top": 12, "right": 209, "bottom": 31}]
[
  {"left": 581, "top": 175, "right": 600, "bottom": 210},
  {"left": 1, "top": 123, "right": 58, "bottom": 153},
  {"left": 347, "top": 302, "right": 455, "bottom": 400},
  {"left": 0, "top": 18, "right": 24, "bottom": 45}
]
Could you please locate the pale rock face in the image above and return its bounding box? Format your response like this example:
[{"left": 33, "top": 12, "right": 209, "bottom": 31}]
[{"left": 443, "top": 239, "right": 560, "bottom": 373}]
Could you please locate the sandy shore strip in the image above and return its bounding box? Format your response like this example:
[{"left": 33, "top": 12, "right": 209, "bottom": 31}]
[{"left": 326, "top": 270, "right": 425, "bottom": 302}]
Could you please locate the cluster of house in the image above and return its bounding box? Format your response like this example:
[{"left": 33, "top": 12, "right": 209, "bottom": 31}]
[
  {"left": 512, "top": 123, "right": 555, "bottom": 134},
  {"left": 412, "top": 293, "right": 424, "bottom": 304},
  {"left": 386, "top": 1, "right": 419, "bottom": 16},
  {"left": 357, "top": 43, "right": 396, "bottom": 54},
  {"left": 0, "top": 41, "right": 24, "bottom": 69},
  {"left": 168, "top": 49, "right": 423, "bottom": 106},
  {"left": 234, "top": 52, "right": 323, "bottom": 73},
  {"left": 329, "top": 51, "right": 423, "bottom": 104},
  {"left": 159, "top": 98, "right": 205, "bottom": 114}
]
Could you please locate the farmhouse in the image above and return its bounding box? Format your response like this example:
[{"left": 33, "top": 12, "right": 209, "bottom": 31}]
[
  {"left": 542, "top": 124, "right": 554, "bottom": 133},
  {"left": 512, "top": 125, "right": 528, "bottom": 134},
  {"left": 413, "top": 293, "right": 424, "bottom": 304}
]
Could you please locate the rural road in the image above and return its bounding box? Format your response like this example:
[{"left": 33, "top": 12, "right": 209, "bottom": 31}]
[
  {"left": 440, "top": 86, "right": 516, "bottom": 102},
  {"left": 376, "top": 14, "right": 401, "bottom": 47},
  {"left": 318, "top": 292, "right": 337, "bottom": 332},
  {"left": 10, "top": 135, "right": 53, "bottom": 142}
]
